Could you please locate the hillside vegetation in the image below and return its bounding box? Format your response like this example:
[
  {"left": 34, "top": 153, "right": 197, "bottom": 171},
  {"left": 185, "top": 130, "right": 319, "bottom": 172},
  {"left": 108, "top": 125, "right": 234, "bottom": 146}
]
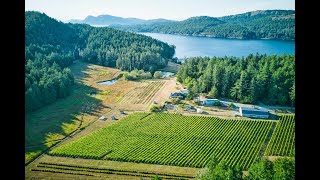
[
  {"left": 112, "top": 10, "right": 295, "bottom": 40},
  {"left": 25, "top": 11, "right": 175, "bottom": 112}
]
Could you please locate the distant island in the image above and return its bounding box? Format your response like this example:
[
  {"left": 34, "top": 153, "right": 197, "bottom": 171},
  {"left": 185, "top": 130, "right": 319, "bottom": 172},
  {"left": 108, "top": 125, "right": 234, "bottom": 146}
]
[
  {"left": 108, "top": 10, "right": 294, "bottom": 41},
  {"left": 68, "top": 14, "right": 175, "bottom": 26}
]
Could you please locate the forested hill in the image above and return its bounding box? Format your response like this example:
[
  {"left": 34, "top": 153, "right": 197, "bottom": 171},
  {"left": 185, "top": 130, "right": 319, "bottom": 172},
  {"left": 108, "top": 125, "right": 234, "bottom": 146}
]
[
  {"left": 111, "top": 10, "right": 295, "bottom": 40},
  {"left": 25, "top": 11, "right": 175, "bottom": 112},
  {"left": 176, "top": 54, "right": 295, "bottom": 106}
]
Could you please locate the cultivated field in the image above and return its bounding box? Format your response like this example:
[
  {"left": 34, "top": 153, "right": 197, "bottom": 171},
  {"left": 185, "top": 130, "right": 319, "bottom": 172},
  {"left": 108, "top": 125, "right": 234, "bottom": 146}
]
[
  {"left": 26, "top": 154, "right": 199, "bottom": 179},
  {"left": 117, "top": 81, "right": 165, "bottom": 105},
  {"left": 264, "top": 115, "right": 295, "bottom": 156},
  {"left": 49, "top": 113, "right": 275, "bottom": 170}
]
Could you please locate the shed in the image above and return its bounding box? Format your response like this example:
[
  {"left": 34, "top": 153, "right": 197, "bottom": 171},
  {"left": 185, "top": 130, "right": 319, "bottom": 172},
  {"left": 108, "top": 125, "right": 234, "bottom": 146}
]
[
  {"left": 203, "top": 99, "right": 220, "bottom": 106},
  {"left": 239, "top": 107, "right": 269, "bottom": 119}
]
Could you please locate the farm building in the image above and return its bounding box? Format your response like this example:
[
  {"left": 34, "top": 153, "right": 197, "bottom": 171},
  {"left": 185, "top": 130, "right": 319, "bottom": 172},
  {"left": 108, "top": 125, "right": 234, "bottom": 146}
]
[
  {"left": 169, "top": 92, "right": 184, "bottom": 99},
  {"left": 202, "top": 99, "right": 220, "bottom": 106},
  {"left": 239, "top": 107, "right": 269, "bottom": 119}
]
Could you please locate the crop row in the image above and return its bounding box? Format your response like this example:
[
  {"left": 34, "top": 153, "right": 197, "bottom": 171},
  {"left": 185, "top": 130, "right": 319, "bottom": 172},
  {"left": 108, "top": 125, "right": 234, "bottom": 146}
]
[
  {"left": 32, "top": 163, "right": 189, "bottom": 179},
  {"left": 49, "top": 112, "right": 274, "bottom": 170},
  {"left": 117, "top": 81, "right": 165, "bottom": 104},
  {"left": 37, "top": 162, "right": 194, "bottom": 178},
  {"left": 31, "top": 168, "right": 96, "bottom": 177},
  {"left": 264, "top": 115, "right": 295, "bottom": 156}
]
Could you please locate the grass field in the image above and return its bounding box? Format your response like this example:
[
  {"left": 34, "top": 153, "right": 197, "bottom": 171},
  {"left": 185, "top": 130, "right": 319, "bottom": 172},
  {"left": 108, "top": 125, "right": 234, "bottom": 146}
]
[
  {"left": 25, "top": 82, "right": 105, "bottom": 163},
  {"left": 158, "top": 61, "right": 180, "bottom": 73},
  {"left": 26, "top": 62, "right": 126, "bottom": 164},
  {"left": 264, "top": 115, "right": 295, "bottom": 156},
  {"left": 49, "top": 112, "right": 276, "bottom": 170}
]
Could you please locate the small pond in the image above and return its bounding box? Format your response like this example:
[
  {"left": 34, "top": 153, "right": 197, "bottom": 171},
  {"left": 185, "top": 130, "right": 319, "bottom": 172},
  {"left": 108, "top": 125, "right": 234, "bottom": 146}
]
[
  {"left": 97, "top": 79, "right": 118, "bottom": 85},
  {"left": 162, "top": 71, "right": 175, "bottom": 78}
]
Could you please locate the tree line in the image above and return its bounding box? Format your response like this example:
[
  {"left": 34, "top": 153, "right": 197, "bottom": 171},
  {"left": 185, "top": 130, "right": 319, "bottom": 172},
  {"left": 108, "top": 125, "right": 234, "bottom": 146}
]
[
  {"left": 123, "top": 69, "right": 163, "bottom": 80},
  {"left": 176, "top": 54, "right": 295, "bottom": 106},
  {"left": 197, "top": 156, "right": 295, "bottom": 180},
  {"left": 25, "top": 11, "right": 175, "bottom": 112}
]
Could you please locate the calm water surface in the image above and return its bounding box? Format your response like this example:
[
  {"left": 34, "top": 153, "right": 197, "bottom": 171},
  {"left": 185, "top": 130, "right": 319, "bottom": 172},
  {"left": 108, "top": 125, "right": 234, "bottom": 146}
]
[
  {"left": 140, "top": 32, "right": 295, "bottom": 58},
  {"left": 97, "top": 79, "right": 118, "bottom": 85}
]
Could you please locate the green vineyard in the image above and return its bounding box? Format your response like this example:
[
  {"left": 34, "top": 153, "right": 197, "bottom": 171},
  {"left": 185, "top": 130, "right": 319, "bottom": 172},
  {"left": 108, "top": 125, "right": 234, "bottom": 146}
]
[
  {"left": 49, "top": 113, "right": 276, "bottom": 170},
  {"left": 264, "top": 115, "right": 295, "bottom": 156},
  {"left": 117, "top": 81, "right": 165, "bottom": 104}
]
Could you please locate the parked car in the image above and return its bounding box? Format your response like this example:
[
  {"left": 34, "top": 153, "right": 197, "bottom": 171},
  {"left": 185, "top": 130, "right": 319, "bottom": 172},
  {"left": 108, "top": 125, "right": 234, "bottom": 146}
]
[
  {"left": 184, "top": 105, "right": 193, "bottom": 111},
  {"left": 169, "top": 92, "right": 185, "bottom": 99}
]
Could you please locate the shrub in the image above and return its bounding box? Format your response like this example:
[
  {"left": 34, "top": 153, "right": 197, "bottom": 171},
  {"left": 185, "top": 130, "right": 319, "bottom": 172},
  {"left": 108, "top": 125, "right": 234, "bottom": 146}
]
[
  {"left": 129, "top": 69, "right": 139, "bottom": 79},
  {"left": 213, "top": 101, "right": 221, "bottom": 106},
  {"left": 142, "top": 72, "right": 152, "bottom": 79},
  {"left": 149, "top": 105, "right": 161, "bottom": 112},
  {"left": 171, "top": 98, "right": 181, "bottom": 105},
  {"left": 208, "top": 86, "right": 218, "bottom": 98},
  {"left": 228, "top": 103, "right": 235, "bottom": 109},
  {"left": 123, "top": 72, "right": 130, "bottom": 80},
  {"left": 153, "top": 71, "right": 162, "bottom": 79}
]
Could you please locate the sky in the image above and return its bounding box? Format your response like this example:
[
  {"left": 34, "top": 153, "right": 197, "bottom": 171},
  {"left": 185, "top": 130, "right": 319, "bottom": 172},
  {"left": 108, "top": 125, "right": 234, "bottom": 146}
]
[{"left": 25, "top": 0, "right": 295, "bottom": 21}]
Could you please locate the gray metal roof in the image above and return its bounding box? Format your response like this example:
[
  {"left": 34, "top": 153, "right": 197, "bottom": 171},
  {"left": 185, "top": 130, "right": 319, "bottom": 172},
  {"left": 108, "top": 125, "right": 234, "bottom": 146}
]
[
  {"left": 240, "top": 107, "right": 269, "bottom": 115},
  {"left": 205, "top": 99, "right": 219, "bottom": 101}
]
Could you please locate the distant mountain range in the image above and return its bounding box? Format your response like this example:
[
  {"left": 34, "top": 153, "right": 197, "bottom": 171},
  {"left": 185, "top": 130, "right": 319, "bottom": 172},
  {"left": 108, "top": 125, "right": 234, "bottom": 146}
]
[
  {"left": 68, "top": 14, "right": 175, "bottom": 26},
  {"left": 110, "top": 10, "right": 295, "bottom": 41}
]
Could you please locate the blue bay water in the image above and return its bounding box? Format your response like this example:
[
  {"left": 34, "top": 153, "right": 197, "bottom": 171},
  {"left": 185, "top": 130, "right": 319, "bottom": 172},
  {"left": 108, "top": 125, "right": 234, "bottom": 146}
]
[{"left": 140, "top": 32, "right": 295, "bottom": 58}]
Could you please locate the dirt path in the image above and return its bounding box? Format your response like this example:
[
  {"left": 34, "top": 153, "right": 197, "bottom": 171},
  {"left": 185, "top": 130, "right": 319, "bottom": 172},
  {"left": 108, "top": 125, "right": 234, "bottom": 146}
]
[{"left": 152, "top": 78, "right": 179, "bottom": 106}]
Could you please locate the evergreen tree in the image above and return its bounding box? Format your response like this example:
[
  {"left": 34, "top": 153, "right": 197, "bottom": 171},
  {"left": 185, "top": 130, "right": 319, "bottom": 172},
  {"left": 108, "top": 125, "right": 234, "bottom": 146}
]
[
  {"left": 273, "top": 157, "right": 295, "bottom": 180},
  {"left": 248, "top": 158, "right": 274, "bottom": 180},
  {"left": 176, "top": 54, "right": 295, "bottom": 106}
]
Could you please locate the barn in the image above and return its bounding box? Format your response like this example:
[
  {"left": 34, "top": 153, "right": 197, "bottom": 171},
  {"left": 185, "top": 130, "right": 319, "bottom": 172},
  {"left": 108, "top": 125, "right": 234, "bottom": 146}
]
[{"left": 239, "top": 107, "right": 269, "bottom": 119}]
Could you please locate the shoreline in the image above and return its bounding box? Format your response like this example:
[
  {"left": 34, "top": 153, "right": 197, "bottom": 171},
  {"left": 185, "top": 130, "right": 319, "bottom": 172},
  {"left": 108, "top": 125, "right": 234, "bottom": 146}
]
[{"left": 138, "top": 31, "right": 295, "bottom": 41}]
